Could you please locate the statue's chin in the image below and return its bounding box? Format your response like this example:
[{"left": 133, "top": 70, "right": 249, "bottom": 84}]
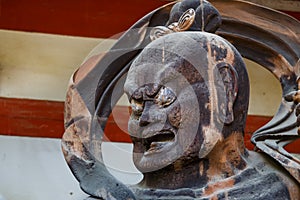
[
  {"left": 132, "top": 128, "right": 203, "bottom": 173},
  {"left": 132, "top": 139, "right": 184, "bottom": 173}
]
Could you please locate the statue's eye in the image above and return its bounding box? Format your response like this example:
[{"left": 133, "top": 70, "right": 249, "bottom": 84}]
[
  {"left": 155, "top": 86, "right": 176, "bottom": 107},
  {"left": 130, "top": 99, "right": 144, "bottom": 116}
]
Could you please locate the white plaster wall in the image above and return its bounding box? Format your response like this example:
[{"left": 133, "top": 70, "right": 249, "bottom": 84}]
[
  {"left": 245, "top": 59, "right": 282, "bottom": 116},
  {"left": 0, "top": 136, "right": 142, "bottom": 200},
  {"left": 0, "top": 30, "right": 282, "bottom": 115},
  {"left": 0, "top": 30, "right": 115, "bottom": 101}
]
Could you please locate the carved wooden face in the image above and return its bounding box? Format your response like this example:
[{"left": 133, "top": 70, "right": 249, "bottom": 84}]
[
  {"left": 125, "top": 70, "right": 203, "bottom": 173},
  {"left": 124, "top": 32, "right": 248, "bottom": 173}
]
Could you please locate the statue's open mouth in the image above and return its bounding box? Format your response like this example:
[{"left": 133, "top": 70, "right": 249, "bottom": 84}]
[{"left": 143, "top": 131, "right": 175, "bottom": 155}]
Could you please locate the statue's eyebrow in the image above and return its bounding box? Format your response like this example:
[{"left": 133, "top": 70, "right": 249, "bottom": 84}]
[
  {"left": 124, "top": 88, "right": 139, "bottom": 101},
  {"left": 129, "top": 83, "right": 162, "bottom": 102},
  {"left": 124, "top": 61, "right": 180, "bottom": 99},
  {"left": 131, "top": 89, "right": 143, "bottom": 101}
]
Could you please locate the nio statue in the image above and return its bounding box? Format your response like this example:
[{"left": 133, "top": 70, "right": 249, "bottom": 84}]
[{"left": 62, "top": 0, "right": 300, "bottom": 199}]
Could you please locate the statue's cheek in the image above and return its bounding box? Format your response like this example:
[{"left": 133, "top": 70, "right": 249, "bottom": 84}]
[{"left": 168, "top": 104, "right": 181, "bottom": 128}]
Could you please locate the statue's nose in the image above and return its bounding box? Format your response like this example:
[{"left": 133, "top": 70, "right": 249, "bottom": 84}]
[
  {"left": 139, "top": 114, "right": 150, "bottom": 127},
  {"left": 139, "top": 101, "right": 165, "bottom": 127},
  {"left": 139, "top": 101, "right": 152, "bottom": 127}
]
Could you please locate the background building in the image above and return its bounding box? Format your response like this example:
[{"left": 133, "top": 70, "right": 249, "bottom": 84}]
[{"left": 0, "top": 1, "right": 299, "bottom": 199}]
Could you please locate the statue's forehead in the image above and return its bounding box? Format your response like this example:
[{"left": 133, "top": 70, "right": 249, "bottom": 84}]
[
  {"left": 124, "top": 60, "right": 179, "bottom": 97},
  {"left": 124, "top": 32, "right": 237, "bottom": 97}
]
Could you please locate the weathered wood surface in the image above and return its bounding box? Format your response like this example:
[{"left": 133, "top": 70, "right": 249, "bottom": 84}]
[
  {"left": 62, "top": 0, "right": 300, "bottom": 199},
  {"left": 246, "top": 0, "right": 300, "bottom": 12}
]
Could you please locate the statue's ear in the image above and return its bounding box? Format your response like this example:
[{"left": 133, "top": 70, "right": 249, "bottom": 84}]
[{"left": 215, "top": 62, "right": 238, "bottom": 125}]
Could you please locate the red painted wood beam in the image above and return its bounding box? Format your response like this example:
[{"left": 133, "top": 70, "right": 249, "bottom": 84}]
[
  {"left": 0, "top": 0, "right": 167, "bottom": 38},
  {"left": 1, "top": 97, "right": 299, "bottom": 153},
  {"left": 0, "top": 97, "right": 64, "bottom": 138},
  {"left": 0, "top": 0, "right": 299, "bottom": 38}
]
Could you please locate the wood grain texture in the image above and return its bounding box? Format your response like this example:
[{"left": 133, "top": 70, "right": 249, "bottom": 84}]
[{"left": 246, "top": 0, "right": 300, "bottom": 12}]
